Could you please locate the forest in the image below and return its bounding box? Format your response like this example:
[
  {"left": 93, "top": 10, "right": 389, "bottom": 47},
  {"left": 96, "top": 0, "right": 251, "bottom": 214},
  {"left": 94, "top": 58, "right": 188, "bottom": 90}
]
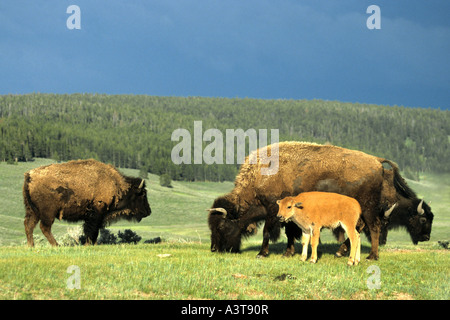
[{"left": 0, "top": 93, "right": 448, "bottom": 182}]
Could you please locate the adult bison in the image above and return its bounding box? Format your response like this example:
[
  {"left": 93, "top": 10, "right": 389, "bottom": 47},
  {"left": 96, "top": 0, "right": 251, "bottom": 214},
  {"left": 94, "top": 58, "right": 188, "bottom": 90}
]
[
  {"left": 208, "top": 141, "right": 433, "bottom": 260},
  {"left": 377, "top": 160, "right": 433, "bottom": 245},
  {"left": 23, "top": 159, "right": 151, "bottom": 246}
]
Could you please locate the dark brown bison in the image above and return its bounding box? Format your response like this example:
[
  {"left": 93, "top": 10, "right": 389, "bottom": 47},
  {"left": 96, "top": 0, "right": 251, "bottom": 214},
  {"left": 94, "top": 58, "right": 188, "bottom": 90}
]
[
  {"left": 208, "top": 141, "right": 433, "bottom": 260},
  {"left": 377, "top": 159, "right": 433, "bottom": 245},
  {"left": 23, "top": 159, "right": 151, "bottom": 246}
]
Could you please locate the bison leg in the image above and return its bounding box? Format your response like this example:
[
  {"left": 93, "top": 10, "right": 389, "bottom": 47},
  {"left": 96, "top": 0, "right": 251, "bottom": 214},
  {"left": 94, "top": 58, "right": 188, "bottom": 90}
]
[
  {"left": 345, "top": 227, "right": 360, "bottom": 266},
  {"left": 309, "top": 228, "right": 320, "bottom": 264},
  {"left": 24, "top": 214, "right": 39, "bottom": 247},
  {"left": 39, "top": 221, "right": 58, "bottom": 246},
  {"left": 300, "top": 233, "right": 310, "bottom": 261},
  {"left": 284, "top": 234, "right": 296, "bottom": 257},
  {"left": 283, "top": 222, "right": 301, "bottom": 257},
  {"left": 257, "top": 223, "right": 271, "bottom": 258},
  {"left": 335, "top": 218, "right": 365, "bottom": 258},
  {"left": 366, "top": 228, "right": 380, "bottom": 260},
  {"left": 257, "top": 209, "right": 281, "bottom": 258},
  {"left": 335, "top": 239, "right": 349, "bottom": 258},
  {"left": 85, "top": 228, "right": 100, "bottom": 245},
  {"left": 83, "top": 218, "right": 102, "bottom": 245}
]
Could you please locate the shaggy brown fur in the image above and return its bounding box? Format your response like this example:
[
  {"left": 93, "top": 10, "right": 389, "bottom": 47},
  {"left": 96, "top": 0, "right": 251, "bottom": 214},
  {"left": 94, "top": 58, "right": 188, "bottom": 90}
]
[
  {"left": 208, "top": 141, "right": 433, "bottom": 260},
  {"left": 23, "top": 159, "right": 151, "bottom": 246}
]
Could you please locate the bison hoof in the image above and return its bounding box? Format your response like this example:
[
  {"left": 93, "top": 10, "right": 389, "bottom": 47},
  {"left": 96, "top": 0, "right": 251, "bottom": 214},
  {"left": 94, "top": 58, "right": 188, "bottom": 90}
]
[
  {"left": 365, "top": 253, "right": 379, "bottom": 261},
  {"left": 256, "top": 253, "right": 268, "bottom": 259}
]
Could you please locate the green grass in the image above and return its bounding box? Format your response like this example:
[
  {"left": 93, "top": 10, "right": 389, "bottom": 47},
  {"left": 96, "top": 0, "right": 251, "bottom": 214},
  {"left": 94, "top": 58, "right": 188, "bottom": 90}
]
[
  {"left": 0, "top": 159, "right": 449, "bottom": 300},
  {"left": 0, "top": 242, "right": 448, "bottom": 300}
]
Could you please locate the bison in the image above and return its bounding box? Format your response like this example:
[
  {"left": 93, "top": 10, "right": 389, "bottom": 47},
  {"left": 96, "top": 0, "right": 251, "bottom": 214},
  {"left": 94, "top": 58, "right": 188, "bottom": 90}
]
[
  {"left": 377, "top": 159, "right": 434, "bottom": 245},
  {"left": 277, "top": 192, "right": 362, "bottom": 266},
  {"left": 208, "top": 141, "right": 433, "bottom": 260},
  {"left": 23, "top": 159, "right": 151, "bottom": 246}
]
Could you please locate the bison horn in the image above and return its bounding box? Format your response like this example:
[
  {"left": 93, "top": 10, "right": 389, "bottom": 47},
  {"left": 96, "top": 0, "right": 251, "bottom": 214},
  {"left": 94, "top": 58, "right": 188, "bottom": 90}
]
[
  {"left": 138, "top": 179, "right": 145, "bottom": 190},
  {"left": 417, "top": 200, "right": 425, "bottom": 215},
  {"left": 384, "top": 203, "right": 397, "bottom": 218},
  {"left": 206, "top": 208, "right": 227, "bottom": 217}
]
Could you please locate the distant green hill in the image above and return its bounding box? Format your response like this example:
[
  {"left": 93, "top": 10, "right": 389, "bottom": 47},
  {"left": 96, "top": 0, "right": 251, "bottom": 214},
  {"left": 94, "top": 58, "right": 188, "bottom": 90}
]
[{"left": 1, "top": 93, "right": 449, "bottom": 182}]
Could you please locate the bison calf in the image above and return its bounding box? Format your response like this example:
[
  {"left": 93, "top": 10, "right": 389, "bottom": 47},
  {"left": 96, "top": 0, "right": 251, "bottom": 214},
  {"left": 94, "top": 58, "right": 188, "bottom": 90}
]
[{"left": 277, "top": 192, "right": 362, "bottom": 266}]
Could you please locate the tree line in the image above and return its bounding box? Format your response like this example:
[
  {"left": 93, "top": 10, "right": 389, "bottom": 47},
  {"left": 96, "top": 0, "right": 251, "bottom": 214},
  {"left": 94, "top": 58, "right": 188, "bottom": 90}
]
[{"left": 0, "top": 93, "right": 448, "bottom": 181}]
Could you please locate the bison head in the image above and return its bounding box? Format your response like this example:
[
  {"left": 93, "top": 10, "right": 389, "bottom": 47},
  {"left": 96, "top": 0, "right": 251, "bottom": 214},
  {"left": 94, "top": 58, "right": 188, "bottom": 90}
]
[
  {"left": 406, "top": 199, "right": 433, "bottom": 244},
  {"left": 207, "top": 195, "right": 265, "bottom": 253},
  {"left": 114, "top": 178, "right": 152, "bottom": 223},
  {"left": 131, "top": 179, "right": 152, "bottom": 221},
  {"left": 207, "top": 195, "right": 241, "bottom": 253},
  {"left": 384, "top": 199, "right": 433, "bottom": 245}
]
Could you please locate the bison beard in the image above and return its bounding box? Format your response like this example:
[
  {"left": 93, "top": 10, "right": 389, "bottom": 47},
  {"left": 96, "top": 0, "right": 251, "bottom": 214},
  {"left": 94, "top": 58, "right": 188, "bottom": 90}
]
[
  {"left": 23, "top": 159, "right": 152, "bottom": 246},
  {"left": 208, "top": 142, "right": 434, "bottom": 260}
]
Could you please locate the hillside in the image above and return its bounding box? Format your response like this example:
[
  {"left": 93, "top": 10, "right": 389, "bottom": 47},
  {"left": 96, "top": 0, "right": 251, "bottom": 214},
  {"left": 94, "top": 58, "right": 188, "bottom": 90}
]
[{"left": 1, "top": 94, "right": 449, "bottom": 182}]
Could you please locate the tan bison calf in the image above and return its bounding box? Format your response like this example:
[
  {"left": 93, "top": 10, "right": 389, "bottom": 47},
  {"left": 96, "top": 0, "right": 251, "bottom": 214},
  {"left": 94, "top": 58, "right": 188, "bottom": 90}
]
[{"left": 277, "top": 192, "right": 362, "bottom": 266}]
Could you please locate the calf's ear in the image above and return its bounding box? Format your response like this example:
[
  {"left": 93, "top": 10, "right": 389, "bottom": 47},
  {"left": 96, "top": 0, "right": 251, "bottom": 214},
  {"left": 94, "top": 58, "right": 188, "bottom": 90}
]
[
  {"left": 294, "top": 202, "right": 303, "bottom": 209},
  {"left": 276, "top": 200, "right": 281, "bottom": 205}
]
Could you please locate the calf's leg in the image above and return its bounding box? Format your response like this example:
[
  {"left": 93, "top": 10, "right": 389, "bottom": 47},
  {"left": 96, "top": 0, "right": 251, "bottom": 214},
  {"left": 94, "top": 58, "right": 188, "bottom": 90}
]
[
  {"left": 301, "top": 232, "right": 310, "bottom": 261},
  {"left": 345, "top": 226, "right": 360, "bottom": 266},
  {"left": 309, "top": 228, "right": 320, "bottom": 263}
]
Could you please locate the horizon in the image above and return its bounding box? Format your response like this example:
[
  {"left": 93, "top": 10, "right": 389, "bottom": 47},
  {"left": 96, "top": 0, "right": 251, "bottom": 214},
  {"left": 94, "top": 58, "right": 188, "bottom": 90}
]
[{"left": 1, "top": 1, "right": 449, "bottom": 110}]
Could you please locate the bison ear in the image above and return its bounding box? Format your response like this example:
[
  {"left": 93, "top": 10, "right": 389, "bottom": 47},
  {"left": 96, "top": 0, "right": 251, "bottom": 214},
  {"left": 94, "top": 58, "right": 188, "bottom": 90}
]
[
  {"left": 294, "top": 202, "right": 303, "bottom": 209},
  {"left": 276, "top": 200, "right": 281, "bottom": 205}
]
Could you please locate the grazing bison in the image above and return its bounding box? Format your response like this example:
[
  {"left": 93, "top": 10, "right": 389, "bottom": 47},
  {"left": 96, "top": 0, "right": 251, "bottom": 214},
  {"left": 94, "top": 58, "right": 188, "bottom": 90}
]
[
  {"left": 23, "top": 159, "right": 151, "bottom": 246},
  {"left": 277, "top": 192, "right": 362, "bottom": 266},
  {"left": 377, "top": 160, "right": 434, "bottom": 245},
  {"left": 208, "top": 141, "right": 433, "bottom": 260}
]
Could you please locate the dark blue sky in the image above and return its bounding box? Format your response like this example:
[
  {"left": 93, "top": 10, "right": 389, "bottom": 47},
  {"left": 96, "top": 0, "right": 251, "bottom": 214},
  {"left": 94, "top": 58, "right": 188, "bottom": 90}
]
[{"left": 1, "top": 0, "right": 449, "bottom": 109}]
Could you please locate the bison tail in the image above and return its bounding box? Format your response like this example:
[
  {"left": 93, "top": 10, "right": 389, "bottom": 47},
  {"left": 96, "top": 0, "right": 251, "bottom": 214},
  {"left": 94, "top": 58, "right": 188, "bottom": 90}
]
[
  {"left": 23, "top": 172, "right": 39, "bottom": 218},
  {"left": 378, "top": 158, "right": 417, "bottom": 199}
]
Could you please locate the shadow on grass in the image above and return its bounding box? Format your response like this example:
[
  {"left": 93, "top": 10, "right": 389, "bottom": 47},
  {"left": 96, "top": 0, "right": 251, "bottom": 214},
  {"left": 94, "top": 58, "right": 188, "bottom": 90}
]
[{"left": 241, "top": 241, "right": 372, "bottom": 260}]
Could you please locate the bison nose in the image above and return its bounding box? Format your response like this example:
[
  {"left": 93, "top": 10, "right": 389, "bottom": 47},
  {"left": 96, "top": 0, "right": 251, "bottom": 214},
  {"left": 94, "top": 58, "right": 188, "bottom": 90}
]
[{"left": 277, "top": 215, "right": 285, "bottom": 223}]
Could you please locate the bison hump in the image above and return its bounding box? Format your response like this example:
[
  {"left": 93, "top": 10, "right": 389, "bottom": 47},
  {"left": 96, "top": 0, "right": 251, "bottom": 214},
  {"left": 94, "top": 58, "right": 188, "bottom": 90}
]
[{"left": 26, "top": 159, "right": 129, "bottom": 206}]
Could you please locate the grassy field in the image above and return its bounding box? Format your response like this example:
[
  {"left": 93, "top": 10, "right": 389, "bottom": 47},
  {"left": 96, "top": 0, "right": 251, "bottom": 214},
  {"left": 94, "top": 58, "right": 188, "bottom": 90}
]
[
  {"left": 0, "top": 159, "right": 449, "bottom": 300},
  {"left": 0, "top": 242, "right": 448, "bottom": 300}
]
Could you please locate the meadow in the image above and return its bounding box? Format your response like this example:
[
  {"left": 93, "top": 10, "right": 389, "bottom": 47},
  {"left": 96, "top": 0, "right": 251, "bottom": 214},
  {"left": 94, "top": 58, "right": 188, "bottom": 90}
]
[{"left": 0, "top": 159, "right": 448, "bottom": 300}]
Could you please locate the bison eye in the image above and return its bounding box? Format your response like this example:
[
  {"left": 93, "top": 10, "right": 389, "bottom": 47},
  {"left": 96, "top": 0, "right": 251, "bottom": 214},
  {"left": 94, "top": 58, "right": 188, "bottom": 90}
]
[
  {"left": 419, "top": 217, "right": 427, "bottom": 224},
  {"left": 287, "top": 206, "right": 291, "bottom": 209}
]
